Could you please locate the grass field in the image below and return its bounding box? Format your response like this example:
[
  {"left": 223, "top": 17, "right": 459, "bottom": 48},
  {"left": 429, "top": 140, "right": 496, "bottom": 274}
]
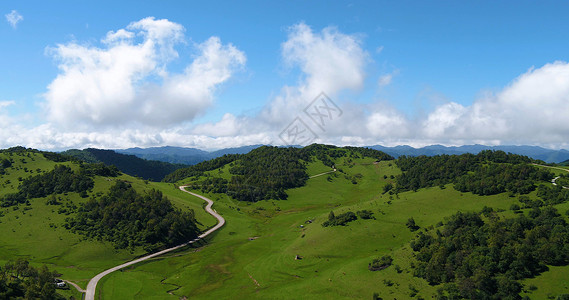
[
  {"left": 3, "top": 150, "right": 569, "bottom": 299},
  {"left": 93, "top": 156, "right": 569, "bottom": 299},
  {"left": 0, "top": 151, "right": 214, "bottom": 298}
]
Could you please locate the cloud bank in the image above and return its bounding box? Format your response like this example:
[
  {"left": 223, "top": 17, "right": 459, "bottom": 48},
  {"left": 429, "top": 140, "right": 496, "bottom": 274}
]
[{"left": 1, "top": 20, "right": 569, "bottom": 150}]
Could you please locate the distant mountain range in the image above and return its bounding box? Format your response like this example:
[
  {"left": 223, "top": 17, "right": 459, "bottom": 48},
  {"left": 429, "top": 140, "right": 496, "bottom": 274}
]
[
  {"left": 116, "top": 145, "right": 263, "bottom": 165},
  {"left": 368, "top": 144, "right": 569, "bottom": 163},
  {"left": 114, "top": 144, "right": 569, "bottom": 165}
]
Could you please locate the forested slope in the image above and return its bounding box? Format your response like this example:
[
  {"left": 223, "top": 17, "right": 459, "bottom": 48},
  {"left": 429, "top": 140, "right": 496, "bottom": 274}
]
[{"left": 63, "top": 148, "right": 186, "bottom": 181}]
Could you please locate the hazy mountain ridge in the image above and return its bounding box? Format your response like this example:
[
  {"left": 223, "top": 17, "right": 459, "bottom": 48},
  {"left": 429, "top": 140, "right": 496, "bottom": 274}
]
[
  {"left": 370, "top": 144, "right": 569, "bottom": 163},
  {"left": 62, "top": 148, "right": 186, "bottom": 181},
  {"left": 116, "top": 145, "right": 263, "bottom": 165},
  {"left": 116, "top": 144, "right": 569, "bottom": 165}
]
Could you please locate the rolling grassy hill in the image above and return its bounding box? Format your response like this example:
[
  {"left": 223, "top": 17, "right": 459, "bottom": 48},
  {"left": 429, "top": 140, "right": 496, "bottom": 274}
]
[
  {"left": 0, "top": 147, "right": 215, "bottom": 299},
  {"left": 2, "top": 145, "right": 569, "bottom": 299},
  {"left": 94, "top": 145, "right": 569, "bottom": 299}
]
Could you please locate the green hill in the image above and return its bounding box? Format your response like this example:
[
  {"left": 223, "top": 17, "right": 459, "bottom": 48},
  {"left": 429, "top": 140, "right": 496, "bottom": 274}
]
[
  {"left": 98, "top": 145, "right": 569, "bottom": 299},
  {"left": 2, "top": 145, "right": 569, "bottom": 299},
  {"left": 62, "top": 148, "right": 186, "bottom": 181},
  {"left": 0, "top": 147, "right": 211, "bottom": 299}
]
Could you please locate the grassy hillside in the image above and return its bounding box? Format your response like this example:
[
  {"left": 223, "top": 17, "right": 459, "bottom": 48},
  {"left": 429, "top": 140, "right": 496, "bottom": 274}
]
[
  {"left": 93, "top": 146, "right": 569, "bottom": 299},
  {"left": 3, "top": 146, "right": 568, "bottom": 299},
  {"left": 0, "top": 147, "right": 215, "bottom": 299}
]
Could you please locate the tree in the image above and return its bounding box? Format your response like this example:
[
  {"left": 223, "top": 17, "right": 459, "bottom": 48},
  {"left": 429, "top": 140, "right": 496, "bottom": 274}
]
[
  {"left": 383, "top": 183, "right": 393, "bottom": 194},
  {"left": 406, "top": 217, "right": 419, "bottom": 231},
  {"left": 369, "top": 255, "right": 393, "bottom": 271},
  {"left": 328, "top": 211, "right": 336, "bottom": 221}
]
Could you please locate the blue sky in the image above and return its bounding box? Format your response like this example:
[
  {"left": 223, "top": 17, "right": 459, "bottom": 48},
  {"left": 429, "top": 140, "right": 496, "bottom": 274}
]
[{"left": 1, "top": 1, "right": 569, "bottom": 150}]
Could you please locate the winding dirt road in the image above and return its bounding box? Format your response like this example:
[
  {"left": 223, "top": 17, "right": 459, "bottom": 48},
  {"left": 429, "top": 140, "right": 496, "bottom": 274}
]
[
  {"left": 84, "top": 186, "right": 225, "bottom": 300},
  {"left": 309, "top": 168, "right": 337, "bottom": 178}
]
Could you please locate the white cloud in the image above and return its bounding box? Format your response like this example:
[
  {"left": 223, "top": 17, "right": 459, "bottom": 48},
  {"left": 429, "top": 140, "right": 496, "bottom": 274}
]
[
  {"left": 366, "top": 109, "right": 409, "bottom": 138},
  {"left": 260, "top": 22, "right": 368, "bottom": 128},
  {"left": 0, "top": 101, "right": 15, "bottom": 110},
  {"left": 192, "top": 113, "right": 243, "bottom": 137},
  {"left": 185, "top": 22, "right": 371, "bottom": 148},
  {"left": 5, "top": 10, "right": 23, "bottom": 29},
  {"left": 378, "top": 74, "right": 392, "bottom": 87},
  {"left": 378, "top": 69, "right": 399, "bottom": 87},
  {"left": 4, "top": 19, "right": 569, "bottom": 151},
  {"left": 421, "top": 61, "right": 569, "bottom": 145},
  {"left": 422, "top": 102, "right": 467, "bottom": 138},
  {"left": 45, "top": 17, "right": 245, "bottom": 129}
]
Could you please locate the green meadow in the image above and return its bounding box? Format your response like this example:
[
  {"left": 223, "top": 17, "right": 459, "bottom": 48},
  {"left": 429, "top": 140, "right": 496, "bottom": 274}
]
[
  {"left": 0, "top": 151, "right": 213, "bottom": 298},
  {"left": 94, "top": 156, "right": 569, "bottom": 299},
  {"left": 2, "top": 150, "right": 569, "bottom": 299}
]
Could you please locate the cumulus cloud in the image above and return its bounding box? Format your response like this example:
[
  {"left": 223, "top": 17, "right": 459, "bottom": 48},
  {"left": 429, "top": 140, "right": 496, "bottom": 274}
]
[
  {"left": 260, "top": 22, "right": 367, "bottom": 126},
  {"left": 192, "top": 113, "right": 244, "bottom": 137},
  {"left": 366, "top": 108, "right": 410, "bottom": 138},
  {"left": 190, "top": 22, "right": 372, "bottom": 148},
  {"left": 5, "top": 10, "right": 23, "bottom": 28},
  {"left": 45, "top": 17, "right": 245, "bottom": 129},
  {"left": 420, "top": 61, "right": 569, "bottom": 145}
]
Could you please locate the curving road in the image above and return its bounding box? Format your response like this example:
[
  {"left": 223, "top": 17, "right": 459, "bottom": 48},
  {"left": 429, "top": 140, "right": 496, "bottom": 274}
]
[
  {"left": 84, "top": 186, "right": 225, "bottom": 300},
  {"left": 533, "top": 163, "right": 569, "bottom": 189}
]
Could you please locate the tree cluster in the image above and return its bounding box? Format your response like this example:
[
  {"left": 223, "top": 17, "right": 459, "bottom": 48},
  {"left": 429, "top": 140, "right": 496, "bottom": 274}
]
[
  {"left": 322, "top": 209, "right": 374, "bottom": 227},
  {"left": 0, "top": 163, "right": 116, "bottom": 207},
  {"left": 322, "top": 211, "right": 357, "bottom": 227},
  {"left": 226, "top": 146, "right": 309, "bottom": 202},
  {"left": 396, "top": 150, "right": 551, "bottom": 195},
  {"left": 0, "top": 259, "right": 64, "bottom": 300},
  {"left": 537, "top": 183, "right": 569, "bottom": 205},
  {"left": 0, "top": 158, "right": 11, "bottom": 175},
  {"left": 188, "top": 177, "right": 229, "bottom": 194},
  {"left": 368, "top": 255, "right": 393, "bottom": 271},
  {"left": 65, "top": 181, "right": 199, "bottom": 251},
  {"left": 453, "top": 162, "right": 552, "bottom": 195},
  {"left": 410, "top": 207, "right": 569, "bottom": 299}
]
